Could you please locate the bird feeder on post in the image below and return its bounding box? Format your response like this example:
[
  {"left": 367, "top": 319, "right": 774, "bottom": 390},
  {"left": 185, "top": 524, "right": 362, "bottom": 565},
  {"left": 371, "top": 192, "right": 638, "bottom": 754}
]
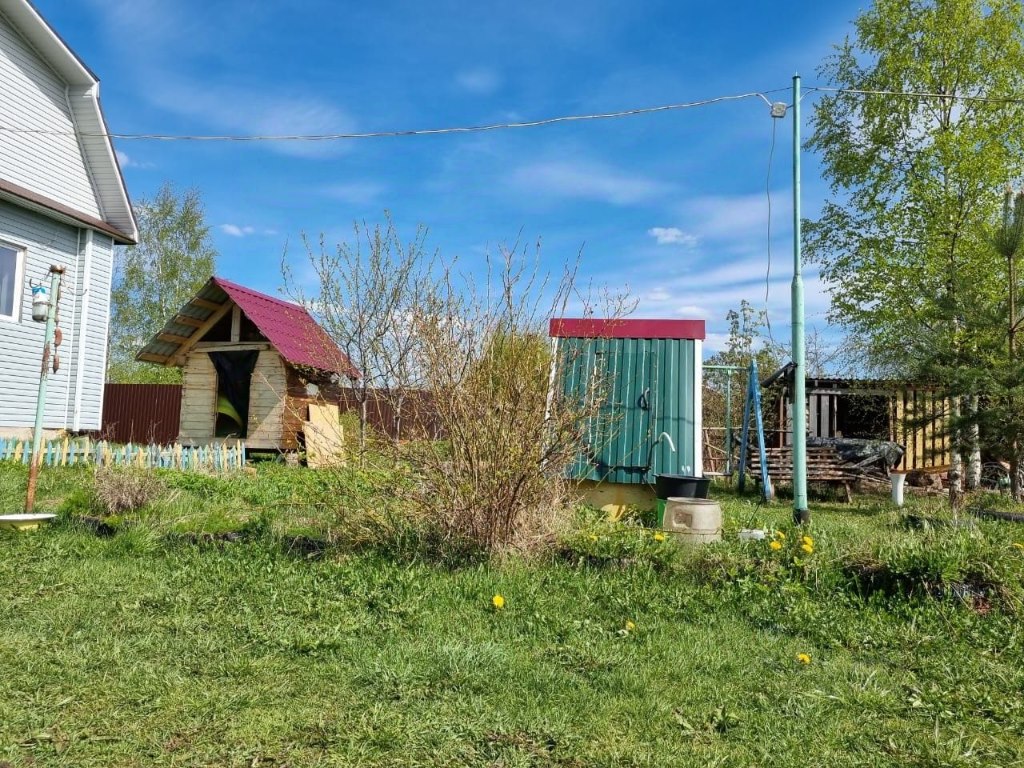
[{"left": 25, "top": 264, "right": 65, "bottom": 514}]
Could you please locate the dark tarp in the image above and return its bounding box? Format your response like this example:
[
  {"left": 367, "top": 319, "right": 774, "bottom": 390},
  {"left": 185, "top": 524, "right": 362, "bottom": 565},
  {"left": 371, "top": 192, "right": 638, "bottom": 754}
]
[
  {"left": 808, "top": 436, "right": 904, "bottom": 475},
  {"left": 210, "top": 350, "right": 259, "bottom": 438}
]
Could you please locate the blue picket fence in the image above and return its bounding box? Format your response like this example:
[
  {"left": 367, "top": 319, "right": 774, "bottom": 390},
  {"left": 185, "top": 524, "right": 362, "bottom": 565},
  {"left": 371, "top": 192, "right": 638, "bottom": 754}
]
[{"left": 0, "top": 437, "right": 246, "bottom": 471}]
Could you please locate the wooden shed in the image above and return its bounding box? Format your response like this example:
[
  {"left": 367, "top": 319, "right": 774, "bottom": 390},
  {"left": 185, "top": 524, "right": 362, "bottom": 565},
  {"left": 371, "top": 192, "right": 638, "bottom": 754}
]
[
  {"left": 137, "top": 277, "right": 357, "bottom": 452},
  {"left": 772, "top": 376, "right": 950, "bottom": 472}
]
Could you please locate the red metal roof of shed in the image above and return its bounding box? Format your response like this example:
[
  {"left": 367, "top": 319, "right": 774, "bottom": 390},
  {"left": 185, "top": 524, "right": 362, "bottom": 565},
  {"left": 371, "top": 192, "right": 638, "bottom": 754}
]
[
  {"left": 213, "top": 278, "right": 356, "bottom": 376},
  {"left": 549, "top": 318, "right": 706, "bottom": 340},
  {"left": 136, "top": 277, "right": 358, "bottom": 378}
]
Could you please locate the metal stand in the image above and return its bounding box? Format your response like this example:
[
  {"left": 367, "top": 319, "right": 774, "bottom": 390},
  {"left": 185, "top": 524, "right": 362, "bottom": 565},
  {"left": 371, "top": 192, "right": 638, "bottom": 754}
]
[{"left": 737, "top": 359, "right": 772, "bottom": 500}]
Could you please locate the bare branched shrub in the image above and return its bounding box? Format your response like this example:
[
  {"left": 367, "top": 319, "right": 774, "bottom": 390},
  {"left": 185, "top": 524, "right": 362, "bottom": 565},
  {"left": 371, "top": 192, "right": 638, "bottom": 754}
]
[
  {"left": 405, "top": 245, "right": 632, "bottom": 555},
  {"left": 282, "top": 213, "right": 438, "bottom": 463},
  {"left": 93, "top": 466, "right": 162, "bottom": 516},
  {"left": 284, "top": 215, "right": 633, "bottom": 559}
]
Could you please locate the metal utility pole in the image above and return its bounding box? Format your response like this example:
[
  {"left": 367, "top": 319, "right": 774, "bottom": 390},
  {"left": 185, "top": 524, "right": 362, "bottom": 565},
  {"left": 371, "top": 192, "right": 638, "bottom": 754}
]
[
  {"left": 25, "top": 264, "right": 64, "bottom": 513},
  {"left": 791, "top": 74, "right": 809, "bottom": 524}
]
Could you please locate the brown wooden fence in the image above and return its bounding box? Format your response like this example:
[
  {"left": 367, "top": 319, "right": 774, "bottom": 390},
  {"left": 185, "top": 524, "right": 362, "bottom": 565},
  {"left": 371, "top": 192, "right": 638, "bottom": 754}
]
[
  {"left": 99, "top": 383, "right": 439, "bottom": 447},
  {"left": 337, "top": 388, "right": 442, "bottom": 441},
  {"left": 100, "top": 384, "right": 182, "bottom": 444}
]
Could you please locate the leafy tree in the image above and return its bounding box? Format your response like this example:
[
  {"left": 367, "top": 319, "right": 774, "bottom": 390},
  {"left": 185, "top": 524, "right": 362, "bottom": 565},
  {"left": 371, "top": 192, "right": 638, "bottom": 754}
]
[
  {"left": 703, "top": 301, "right": 784, "bottom": 471},
  {"left": 807, "top": 0, "right": 1024, "bottom": 506},
  {"left": 108, "top": 183, "right": 217, "bottom": 383},
  {"left": 950, "top": 189, "right": 1024, "bottom": 500},
  {"left": 705, "top": 300, "right": 783, "bottom": 374}
]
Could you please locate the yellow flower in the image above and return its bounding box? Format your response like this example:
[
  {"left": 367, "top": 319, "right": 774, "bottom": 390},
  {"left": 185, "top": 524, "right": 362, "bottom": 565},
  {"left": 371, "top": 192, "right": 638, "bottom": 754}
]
[
  {"left": 801, "top": 535, "right": 814, "bottom": 547},
  {"left": 774, "top": 531, "right": 786, "bottom": 540},
  {"left": 769, "top": 540, "right": 783, "bottom": 551},
  {"left": 801, "top": 543, "right": 814, "bottom": 555},
  {"left": 625, "top": 620, "right": 636, "bottom": 632},
  {"left": 588, "top": 534, "right": 598, "bottom": 542},
  {"left": 1013, "top": 542, "right": 1024, "bottom": 550},
  {"left": 654, "top": 532, "right": 666, "bottom": 542},
  {"left": 491, "top": 594, "right": 505, "bottom": 610},
  {"left": 796, "top": 653, "right": 811, "bottom": 665}
]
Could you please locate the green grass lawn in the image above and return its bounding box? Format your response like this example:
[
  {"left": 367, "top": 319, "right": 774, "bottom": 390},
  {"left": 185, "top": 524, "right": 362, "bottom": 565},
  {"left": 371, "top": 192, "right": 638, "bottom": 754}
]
[{"left": 2, "top": 464, "right": 1024, "bottom": 766}]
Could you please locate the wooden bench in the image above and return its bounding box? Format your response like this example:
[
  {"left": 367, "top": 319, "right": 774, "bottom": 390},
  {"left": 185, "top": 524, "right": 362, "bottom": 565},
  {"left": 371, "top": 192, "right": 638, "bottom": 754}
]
[{"left": 747, "top": 445, "right": 865, "bottom": 502}]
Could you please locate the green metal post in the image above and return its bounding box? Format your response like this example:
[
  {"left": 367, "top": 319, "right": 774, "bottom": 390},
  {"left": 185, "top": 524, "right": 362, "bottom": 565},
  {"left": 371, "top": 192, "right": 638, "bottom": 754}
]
[
  {"left": 791, "top": 75, "right": 809, "bottom": 524},
  {"left": 25, "top": 265, "right": 64, "bottom": 513}
]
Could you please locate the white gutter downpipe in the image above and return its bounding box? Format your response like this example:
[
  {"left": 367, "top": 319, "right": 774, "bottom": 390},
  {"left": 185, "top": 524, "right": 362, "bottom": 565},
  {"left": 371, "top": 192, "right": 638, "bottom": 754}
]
[{"left": 72, "top": 229, "right": 93, "bottom": 431}]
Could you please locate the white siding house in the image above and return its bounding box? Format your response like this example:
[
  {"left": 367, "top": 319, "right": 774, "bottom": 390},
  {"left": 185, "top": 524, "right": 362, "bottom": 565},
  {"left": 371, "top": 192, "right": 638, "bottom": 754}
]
[{"left": 0, "top": 0, "right": 137, "bottom": 435}]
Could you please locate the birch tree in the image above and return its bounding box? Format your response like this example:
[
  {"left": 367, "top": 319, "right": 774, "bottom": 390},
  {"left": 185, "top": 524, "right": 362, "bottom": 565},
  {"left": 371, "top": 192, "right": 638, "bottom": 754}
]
[
  {"left": 108, "top": 183, "right": 217, "bottom": 383},
  {"left": 807, "top": 0, "right": 1024, "bottom": 507}
]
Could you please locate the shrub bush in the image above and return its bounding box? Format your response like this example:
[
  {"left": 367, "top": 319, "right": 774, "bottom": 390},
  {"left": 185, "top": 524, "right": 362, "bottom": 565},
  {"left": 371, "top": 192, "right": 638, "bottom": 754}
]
[{"left": 93, "top": 466, "right": 162, "bottom": 516}]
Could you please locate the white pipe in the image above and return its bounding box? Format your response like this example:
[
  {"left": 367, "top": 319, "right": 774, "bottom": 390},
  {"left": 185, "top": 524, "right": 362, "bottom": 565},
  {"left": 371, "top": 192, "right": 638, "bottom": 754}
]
[
  {"left": 890, "top": 471, "right": 906, "bottom": 507},
  {"left": 63, "top": 228, "right": 81, "bottom": 426},
  {"left": 657, "top": 431, "right": 676, "bottom": 453},
  {"left": 72, "top": 229, "right": 93, "bottom": 431}
]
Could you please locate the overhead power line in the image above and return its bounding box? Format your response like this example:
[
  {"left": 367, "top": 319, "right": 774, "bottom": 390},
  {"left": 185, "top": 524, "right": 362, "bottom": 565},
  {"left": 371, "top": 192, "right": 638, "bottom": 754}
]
[
  {"left": 0, "top": 89, "right": 787, "bottom": 142},
  {"left": 0, "top": 84, "right": 1016, "bottom": 144}
]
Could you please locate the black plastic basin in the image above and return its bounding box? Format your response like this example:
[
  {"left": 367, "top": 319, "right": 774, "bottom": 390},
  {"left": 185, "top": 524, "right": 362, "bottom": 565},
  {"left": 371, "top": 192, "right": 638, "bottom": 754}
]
[{"left": 655, "top": 474, "right": 710, "bottom": 500}]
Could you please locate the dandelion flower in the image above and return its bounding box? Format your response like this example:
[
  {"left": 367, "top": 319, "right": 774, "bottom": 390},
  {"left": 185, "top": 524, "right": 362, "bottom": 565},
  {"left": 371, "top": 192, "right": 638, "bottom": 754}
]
[
  {"left": 801, "top": 543, "right": 814, "bottom": 555},
  {"left": 654, "top": 532, "right": 666, "bottom": 542},
  {"left": 492, "top": 594, "right": 505, "bottom": 610},
  {"left": 801, "top": 535, "right": 814, "bottom": 547},
  {"left": 625, "top": 620, "right": 636, "bottom": 632},
  {"left": 774, "top": 531, "right": 786, "bottom": 540},
  {"left": 588, "top": 534, "right": 598, "bottom": 542},
  {"left": 769, "top": 540, "right": 783, "bottom": 551},
  {"left": 796, "top": 653, "right": 811, "bottom": 665}
]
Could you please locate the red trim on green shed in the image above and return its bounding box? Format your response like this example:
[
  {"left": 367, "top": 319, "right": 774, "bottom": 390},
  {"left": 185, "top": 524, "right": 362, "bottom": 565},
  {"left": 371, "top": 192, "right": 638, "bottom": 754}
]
[{"left": 549, "top": 318, "right": 705, "bottom": 340}]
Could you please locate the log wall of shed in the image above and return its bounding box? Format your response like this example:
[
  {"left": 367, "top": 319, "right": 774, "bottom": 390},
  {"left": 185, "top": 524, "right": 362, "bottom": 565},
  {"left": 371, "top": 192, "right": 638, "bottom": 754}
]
[
  {"left": 247, "top": 350, "right": 288, "bottom": 449},
  {"left": 178, "top": 353, "right": 216, "bottom": 443},
  {"left": 176, "top": 346, "right": 347, "bottom": 451}
]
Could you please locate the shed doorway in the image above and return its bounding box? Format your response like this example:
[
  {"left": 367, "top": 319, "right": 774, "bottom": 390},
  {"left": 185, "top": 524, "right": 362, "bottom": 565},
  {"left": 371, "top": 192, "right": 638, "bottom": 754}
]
[{"left": 210, "top": 350, "right": 259, "bottom": 438}]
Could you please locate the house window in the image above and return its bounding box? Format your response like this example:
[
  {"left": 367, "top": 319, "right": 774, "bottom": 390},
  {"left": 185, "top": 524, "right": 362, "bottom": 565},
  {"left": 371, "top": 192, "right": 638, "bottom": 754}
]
[{"left": 0, "top": 243, "right": 25, "bottom": 321}]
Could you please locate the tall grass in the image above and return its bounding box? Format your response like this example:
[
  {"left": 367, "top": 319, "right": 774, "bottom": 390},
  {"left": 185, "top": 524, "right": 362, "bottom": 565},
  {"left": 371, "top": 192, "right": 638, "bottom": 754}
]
[{"left": 2, "top": 465, "right": 1024, "bottom": 765}]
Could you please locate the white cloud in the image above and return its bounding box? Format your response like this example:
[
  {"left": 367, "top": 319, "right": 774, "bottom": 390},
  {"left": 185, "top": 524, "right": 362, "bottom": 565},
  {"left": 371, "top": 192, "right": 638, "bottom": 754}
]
[
  {"left": 114, "top": 149, "right": 154, "bottom": 169},
  {"left": 511, "top": 159, "right": 674, "bottom": 206},
  {"left": 645, "top": 287, "right": 671, "bottom": 302},
  {"left": 647, "top": 227, "right": 698, "bottom": 247},
  {"left": 702, "top": 332, "right": 732, "bottom": 354},
  {"left": 455, "top": 68, "right": 501, "bottom": 95},
  {"left": 146, "top": 80, "right": 357, "bottom": 158},
  {"left": 673, "top": 305, "right": 711, "bottom": 318},
  {"left": 677, "top": 192, "right": 778, "bottom": 241},
  {"left": 220, "top": 224, "right": 277, "bottom": 238},
  {"left": 625, "top": 260, "right": 831, "bottom": 352},
  {"left": 323, "top": 182, "right": 385, "bottom": 205},
  {"left": 83, "top": 0, "right": 358, "bottom": 163},
  {"left": 221, "top": 224, "right": 255, "bottom": 237}
]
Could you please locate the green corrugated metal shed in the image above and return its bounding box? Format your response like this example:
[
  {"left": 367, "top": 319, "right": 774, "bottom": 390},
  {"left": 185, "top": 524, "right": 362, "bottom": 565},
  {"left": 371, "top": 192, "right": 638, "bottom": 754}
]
[{"left": 550, "top": 318, "right": 705, "bottom": 485}]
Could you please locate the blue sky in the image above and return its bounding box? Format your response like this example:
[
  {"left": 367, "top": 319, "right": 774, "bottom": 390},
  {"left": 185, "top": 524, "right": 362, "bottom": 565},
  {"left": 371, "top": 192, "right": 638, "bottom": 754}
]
[{"left": 36, "top": 0, "right": 865, "bottom": 353}]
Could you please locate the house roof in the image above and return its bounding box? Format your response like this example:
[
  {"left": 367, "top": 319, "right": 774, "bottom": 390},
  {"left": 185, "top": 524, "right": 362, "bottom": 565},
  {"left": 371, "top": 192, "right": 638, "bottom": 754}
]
[
  {"left": 136, "top": 277, "right": 359, "bottom": 378},
  {"left": 0, "top": 0, "right": 137, "bottom": 243}
]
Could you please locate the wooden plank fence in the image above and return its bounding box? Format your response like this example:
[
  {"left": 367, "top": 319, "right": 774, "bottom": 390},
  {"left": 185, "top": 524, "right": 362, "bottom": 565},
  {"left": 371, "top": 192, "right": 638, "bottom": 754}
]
[{"left": 0, "top": 437, "right": 246, "bottom": 471}]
